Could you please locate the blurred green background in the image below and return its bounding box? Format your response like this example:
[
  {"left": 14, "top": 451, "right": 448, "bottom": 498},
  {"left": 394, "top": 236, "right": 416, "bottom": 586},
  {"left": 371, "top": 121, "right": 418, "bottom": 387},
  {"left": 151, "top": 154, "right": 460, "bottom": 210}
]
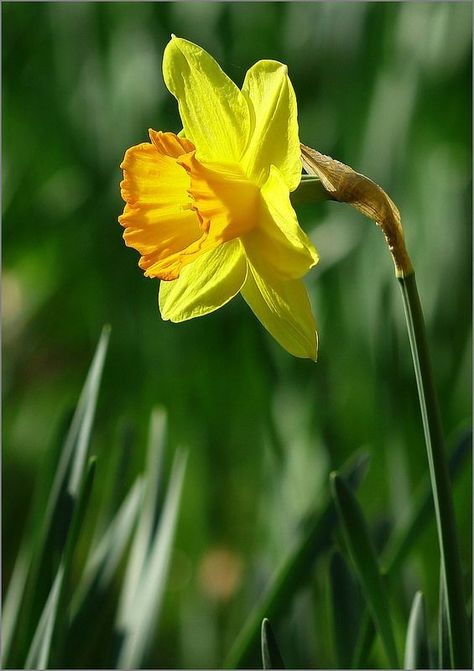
[{"left": 3, "top": 2, "right": 471, "bottom": 668}]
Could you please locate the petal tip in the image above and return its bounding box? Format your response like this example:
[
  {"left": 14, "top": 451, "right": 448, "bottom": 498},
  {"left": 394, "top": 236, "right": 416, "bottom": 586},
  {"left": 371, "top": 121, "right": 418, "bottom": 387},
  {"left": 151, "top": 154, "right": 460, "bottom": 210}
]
[
  {"left": 158, "top": 288, "right": 171, "bottom": 321},
  {"left": 147, "top": 128, "right": 158, "bottom": 144},
  {"left": 253, "top": 59, "right": 288, "bottom": 75},
  {"left": 296, "top": 330, "right": 318, "bottom": 361}
]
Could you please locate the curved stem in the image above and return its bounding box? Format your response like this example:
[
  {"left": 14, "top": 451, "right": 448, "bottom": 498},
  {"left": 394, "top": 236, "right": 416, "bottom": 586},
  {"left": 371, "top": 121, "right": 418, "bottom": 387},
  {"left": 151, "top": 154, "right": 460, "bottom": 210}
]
[
  {"left": 399, "top": 272, "right": 470, "bottom": 670},
  {"left": 298, "top": 144, "right": 470, "bottom": 666}
]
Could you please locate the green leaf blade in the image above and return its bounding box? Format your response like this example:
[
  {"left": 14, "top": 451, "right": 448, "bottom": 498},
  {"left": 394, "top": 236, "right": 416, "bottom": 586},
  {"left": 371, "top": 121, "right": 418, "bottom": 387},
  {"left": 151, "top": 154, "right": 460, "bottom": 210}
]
[
  {"left": 6, "top": 327, "right": 110, "bottom": 668},
  {"left": 351, "top": 430, "right": 471, "bottom": 668},
  {"left": 116, "top": 446, "right": 188, "bottom": 669},
  {"left": 25, "top": 567, "right": 64, "bottom": 671},
  {"left": 261, "top": 618, "right": 286, "bottom": 670},
  {"left": 404, "top": 591, "right": 431, "bottom": 670},
  {"left": 328, "top": 550, "right": 360, "bottom": 667},
  {"left": 330, "top": 472, "right": 399, "bottom": 668},
  {"left": 438, "top": 574, "right": 451, "bottom": 670}
]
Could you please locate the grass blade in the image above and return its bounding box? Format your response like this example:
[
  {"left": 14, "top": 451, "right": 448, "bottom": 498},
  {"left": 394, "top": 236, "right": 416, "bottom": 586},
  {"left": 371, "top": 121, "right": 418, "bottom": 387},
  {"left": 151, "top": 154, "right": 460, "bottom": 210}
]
[
  {"left": 60, "top": 477, "right": 144, "bottom": 668},
  {"left": 7, "top": 327, "right": 109, "bottom": 667},
  {"left": 48, "top": 457, "right": 97, "bottom": 666},
  {"left": 382, "top": 428, "right": 471, "bottom": 573},
  {"left": 116, "top": 447, "right": 188, "bottom": 668},
  {"left": 328, "top": 550, "right": 360, "bottom": 667},
  {"left": 46, "top": 325, "right": 110, "bottom": 528},
  {"left": 330, "top": 472, "right": 399, "bottom": 668},
  {"left": 70, "top": 477, "right": 144, "bottom": 618},
  {"left": 2, "top": 543, "right": 32, "bottom": 664},
  {"left": 404, "top": 591, "right": 430, "bottom": 670},
  {"left": 438, "top": 573, "right": 451, "bottom": 669},
  {"left": 116, "top": 407, "right": 166, "bottom": 630},
  {"left": 399, "top": 274, "right": 470, "bottom": 669},
  {"left": 25, "top": 567, "right": 64, "bottom": 670},
  {"left": 1, "top": 409, "right": 74, "bottom": 666},
  {"left": 24, "top": 451, "right": 94, "bottom": 671},
  {"left": 223, "top": 450, "right": 370, "bottom": 669},
  {"left": 351, "top": 609, "right": 375, "bottom": 669},
  {"left": 351, "top": 430, "right": 470, "bottom": 668},
  {"left": 261, "top": 619, "right": 286, "bottom": 670}
]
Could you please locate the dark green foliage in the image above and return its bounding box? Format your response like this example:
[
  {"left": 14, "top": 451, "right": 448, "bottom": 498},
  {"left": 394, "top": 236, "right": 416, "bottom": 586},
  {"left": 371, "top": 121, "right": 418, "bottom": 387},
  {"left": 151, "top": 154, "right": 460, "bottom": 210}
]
[{"left": 328, "top": 550, "right": 361, "bottom": 668}]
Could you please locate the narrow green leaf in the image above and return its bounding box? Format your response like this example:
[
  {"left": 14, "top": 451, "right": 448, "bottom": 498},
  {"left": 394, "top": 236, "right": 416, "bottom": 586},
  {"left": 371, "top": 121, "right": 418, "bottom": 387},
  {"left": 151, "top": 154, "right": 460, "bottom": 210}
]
[
  {"left": 49, "top": 457, "right": 97, "bottom": 666},
  {"left": 438, "top": 574, "right": 451, "bottom": 669},
  {"left": 330, "top": 472, "right": 399, "bottom": 668},
  {"left": 116, "top": 447, "right": 188, "bottom": 668},
  {"left": 67, "top": 327, "right": 110, "bottom": 497},
  {"left": 223, "top": 450, "right": 370, "bottom": 669},
  {"left": 61, "top": 477, "right": 144, "bottom": 666},
  {"left": 1, "top": 543, "right": 31, "bottom": 664},
  {"left": 404, "top": 591, "right": 430, "bottom": 670},
  {"left": 8, "top": 327, "right": 110, "bottom": 667},
  {"left": 1, "top": 408, "right": 75, "bottom": 666},
  {"left": 46, "top": 325, "right": 110, "bottom": 533},
  {"left": 328, "top": 550, "right": 360, "bottom": 667},
  {"left": 25, "top": 567, "right": 64, "bottom": 670},
  {"left": 382, "top": 428, "right": 471, "bottom": 574},
  {"left": 28, "top": 458, "right": 96, "bottom": 670},
  {"left": 399, "top": 274, "right": 470, "bottom": 669},
  {"left": 62, "top": 457, "right": 98, "bottom": 588},
  {"left": 350, "top": 430, "right": 470, "bottom": 668},
  {"left": 116, "top": 407, "right": 167, "bottom": 630},
  {"left": 70, "top": 477, "right": 144, "bottom": 618},
  {"left": 261, "top": 619, "right": 286, "bottom": 670},
  {"left": 351, "top": 609, "right": 375, "bottom": 669}
]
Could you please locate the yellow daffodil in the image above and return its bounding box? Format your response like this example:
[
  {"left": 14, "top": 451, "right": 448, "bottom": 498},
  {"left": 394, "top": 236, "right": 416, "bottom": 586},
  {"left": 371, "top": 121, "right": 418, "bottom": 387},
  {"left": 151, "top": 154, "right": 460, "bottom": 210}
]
[{"left": 119, "top": 36, "right": 319, "bottom": 359}]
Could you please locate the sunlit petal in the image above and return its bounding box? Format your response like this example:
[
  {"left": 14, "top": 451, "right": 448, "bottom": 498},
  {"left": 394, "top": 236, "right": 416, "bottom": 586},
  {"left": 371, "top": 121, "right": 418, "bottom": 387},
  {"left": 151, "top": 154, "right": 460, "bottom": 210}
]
[
  {"left": 241, "top": 60, "right": 301, "bottom": 190},
  {"left": 243, "top": 165, "right": 318, "bottom": 280},
  {"left": 159, "top": 240, "right": 247, "bottom": 321},
  {"left": 163, "top": 36, "right": 250, "bottom": 163},
  {"left": 241, "top": 262, "right": 318, "bottom": 360}
]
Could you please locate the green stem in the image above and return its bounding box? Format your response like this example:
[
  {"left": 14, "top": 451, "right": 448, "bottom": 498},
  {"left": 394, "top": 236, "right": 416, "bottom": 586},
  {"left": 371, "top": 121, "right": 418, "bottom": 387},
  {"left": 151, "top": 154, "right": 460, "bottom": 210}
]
[
  {"left": 290, "top": 176, "right": 329, "bottom": 206},
  {"left": 398, "top": 272, "right": 470, "bottom": 669}
]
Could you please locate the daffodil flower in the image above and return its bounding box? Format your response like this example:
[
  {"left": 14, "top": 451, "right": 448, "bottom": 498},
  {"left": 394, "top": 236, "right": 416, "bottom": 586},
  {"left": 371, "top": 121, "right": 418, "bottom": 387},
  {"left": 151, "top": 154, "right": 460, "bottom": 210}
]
[{"left": 119, "top": 36, "right": 319, "bottom": 359}]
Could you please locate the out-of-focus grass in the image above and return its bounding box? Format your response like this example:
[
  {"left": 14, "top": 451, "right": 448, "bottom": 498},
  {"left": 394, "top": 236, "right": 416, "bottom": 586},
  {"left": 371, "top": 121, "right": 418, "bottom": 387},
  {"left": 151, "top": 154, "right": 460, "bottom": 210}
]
[{"left": 3, "top": 2, "right": 471, "bottom": 668}]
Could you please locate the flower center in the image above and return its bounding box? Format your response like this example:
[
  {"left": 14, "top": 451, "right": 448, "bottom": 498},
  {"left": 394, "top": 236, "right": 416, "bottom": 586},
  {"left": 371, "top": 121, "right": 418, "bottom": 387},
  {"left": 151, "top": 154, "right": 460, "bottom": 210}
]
[
  {"left": 178, "top": 153, "right": 261, "bottom": 243},
  {"left": 120, "top": 131, "right": 262, "bottom": 282}
]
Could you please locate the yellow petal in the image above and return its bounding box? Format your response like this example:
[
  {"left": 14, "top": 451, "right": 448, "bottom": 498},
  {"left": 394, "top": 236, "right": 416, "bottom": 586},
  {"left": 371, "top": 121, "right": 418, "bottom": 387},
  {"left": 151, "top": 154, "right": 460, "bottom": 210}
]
[
  {"left": 241, "top": 263, "right": 318, "bottom": 360},
  {"left": 159, "top": 239, "right": 247, "bottom": 321},
  {"left": 162, "top": 36, "right": 250, "bottom": 164},
  {"left": 241, "top": 60, "right": 301, "bottom": 191},
  {"left": 242, "top": 165, "right": 318, "bottom": 280}
]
